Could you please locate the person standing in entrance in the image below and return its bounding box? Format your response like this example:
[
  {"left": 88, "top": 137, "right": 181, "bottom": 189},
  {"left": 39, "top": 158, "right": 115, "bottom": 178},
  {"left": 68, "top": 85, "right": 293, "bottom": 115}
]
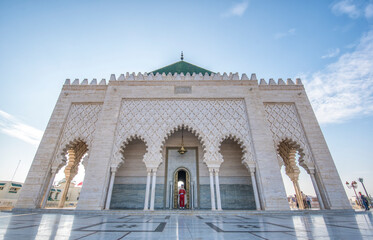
[{"left": 179, "top": 184, "right": 186, "bottom": 209}]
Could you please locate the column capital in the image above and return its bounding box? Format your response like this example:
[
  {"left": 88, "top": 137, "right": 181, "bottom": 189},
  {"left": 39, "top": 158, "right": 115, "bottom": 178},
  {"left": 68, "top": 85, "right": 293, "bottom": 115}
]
[
  {"left": 146, "top": 167, "right": 157, "bottom": 173},
  {"left": 110, "top": 166, "right": 118, "bottom": 173}
]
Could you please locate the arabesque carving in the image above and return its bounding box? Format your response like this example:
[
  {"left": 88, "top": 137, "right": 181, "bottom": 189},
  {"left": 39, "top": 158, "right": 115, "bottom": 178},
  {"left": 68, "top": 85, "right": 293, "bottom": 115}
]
[
  {"left": 52, "top": 104, "right": 102, "bottom": 168},
  {"left": 264, "top": 103, "right": 313, "bottom": 170},
  {"left": 111, "top": 99, "right": 255, "bottom": 168}
]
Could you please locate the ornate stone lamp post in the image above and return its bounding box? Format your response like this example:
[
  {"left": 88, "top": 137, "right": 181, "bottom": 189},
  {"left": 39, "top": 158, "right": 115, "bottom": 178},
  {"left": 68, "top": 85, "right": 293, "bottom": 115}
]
[
  {"left": 346, "top": 181, "right": 361, "bottom": 207},
  {"left": 358, "top": 178, "right": 371, "bottom": 206}
]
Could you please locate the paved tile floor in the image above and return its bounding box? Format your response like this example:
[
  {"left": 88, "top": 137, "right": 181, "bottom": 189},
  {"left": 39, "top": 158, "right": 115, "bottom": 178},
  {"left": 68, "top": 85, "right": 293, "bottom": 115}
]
[{"left": 0, "top": 211, "right": 372, "bottom": 239}]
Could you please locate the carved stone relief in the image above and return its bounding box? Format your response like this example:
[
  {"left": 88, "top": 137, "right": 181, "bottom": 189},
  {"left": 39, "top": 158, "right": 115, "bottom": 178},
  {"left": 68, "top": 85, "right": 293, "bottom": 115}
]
[
  {"left": 52, "top": 103, "right": 103, "bottom": 169},
  {"left": 263, "top": 103, "right": 313, "bottom": 170},
  {"left": 111, "top": 99, "right": 255, "bottom": 169}
]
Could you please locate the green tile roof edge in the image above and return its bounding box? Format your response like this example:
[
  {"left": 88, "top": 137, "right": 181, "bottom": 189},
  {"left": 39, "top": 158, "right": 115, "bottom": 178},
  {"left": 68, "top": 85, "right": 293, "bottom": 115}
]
[
  {"left": 0, "top": 183, "right": 5, "bottom": 185},
  {"left": 151, "top": 61, "right": 215, "bottom": 75},
  {"left": 11, "top": 183, "right": 22, "bottom": 187}
]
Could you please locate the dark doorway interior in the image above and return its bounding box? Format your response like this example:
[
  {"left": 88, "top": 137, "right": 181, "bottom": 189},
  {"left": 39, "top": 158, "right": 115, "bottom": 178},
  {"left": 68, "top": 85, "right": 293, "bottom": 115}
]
[{"left": 178, "top": 170, "right": 186, "bottom": 187}]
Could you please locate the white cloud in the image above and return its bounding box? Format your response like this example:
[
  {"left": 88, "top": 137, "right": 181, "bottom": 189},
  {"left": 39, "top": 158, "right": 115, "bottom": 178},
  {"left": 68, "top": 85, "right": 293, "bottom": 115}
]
[
  {"left": 221, "top": 1, "right": 249, "bottom": 17},
  {"left": 365, "top": 4, "right": 373, "bottom": 18},
  {"left": 0, "top": 110, "right": 43, "bottom": 145},
  {"left": 321, "top": 48, "right": 340, "bottom": 59},
  {"left": 274, "top": 28, "right": 296, "bottom": 40},
  {"left": 332, "top": 0, "right": 360, "bottom": 18},
  {"left": 304, "top": 30, "right": 373, "bottom": 124}
]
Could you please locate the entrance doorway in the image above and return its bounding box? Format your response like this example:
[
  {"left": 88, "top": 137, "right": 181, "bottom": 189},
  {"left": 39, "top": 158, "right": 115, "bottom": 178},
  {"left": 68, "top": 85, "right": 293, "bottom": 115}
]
[{"left": 173, "top": 168, "right": 190, "bottom": 209}]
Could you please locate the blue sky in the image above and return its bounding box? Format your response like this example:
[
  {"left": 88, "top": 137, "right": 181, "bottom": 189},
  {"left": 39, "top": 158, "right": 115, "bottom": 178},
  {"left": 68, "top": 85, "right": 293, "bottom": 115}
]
[{"left": 0, "top": 0, "right": 372, "bottom": 199}]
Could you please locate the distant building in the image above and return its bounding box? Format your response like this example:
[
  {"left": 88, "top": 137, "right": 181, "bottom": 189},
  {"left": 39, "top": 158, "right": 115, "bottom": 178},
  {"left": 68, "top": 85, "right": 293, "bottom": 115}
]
[
  {"left": 0, "top": 181, "right": 23, "bottom": 209},
  {"left": 45, "top": 179, "right": 82, "bottom": 208}
]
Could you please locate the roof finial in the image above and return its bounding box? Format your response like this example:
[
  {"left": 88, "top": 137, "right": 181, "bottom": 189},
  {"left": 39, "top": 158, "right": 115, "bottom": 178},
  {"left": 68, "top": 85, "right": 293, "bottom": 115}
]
[{"left": 181, "top": 51, "right": 184, "bottom": 61}]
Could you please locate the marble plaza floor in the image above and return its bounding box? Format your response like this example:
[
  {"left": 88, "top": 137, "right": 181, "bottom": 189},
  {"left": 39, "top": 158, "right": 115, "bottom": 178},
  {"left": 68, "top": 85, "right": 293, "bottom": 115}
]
[{"left": 0, "top": 211, "right": 372, "bottom": 239}]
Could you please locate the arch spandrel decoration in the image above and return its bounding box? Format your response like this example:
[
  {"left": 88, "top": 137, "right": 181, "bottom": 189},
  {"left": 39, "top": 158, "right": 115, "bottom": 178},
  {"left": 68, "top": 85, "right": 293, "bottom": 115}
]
[
  {"left": 111, "top": 99, "right": 255, "bottom": 168},
  {"left": 263, "top": 103, "right": 313, "bottom": 170},
  {"left": 52, "top": 103, "right": 103, "bottom": 169}
]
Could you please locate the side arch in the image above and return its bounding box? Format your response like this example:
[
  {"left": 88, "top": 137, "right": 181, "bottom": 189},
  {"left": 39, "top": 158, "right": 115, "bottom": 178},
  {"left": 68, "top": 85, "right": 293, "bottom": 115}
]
[
  {"left": 276, "top": 137, "right": 311, "bottom": 172},
  {"left": 217, "top": 134, "right": 258, "bottom": 210},
  {"left": 217, "top": 134, "right": 252, "bottom": 164},
  {"left": 112, "top": 134, "right": 149, "bottom": 169},
  {"left": 53, "top": 137, "right": 90, "bottom": 171}
]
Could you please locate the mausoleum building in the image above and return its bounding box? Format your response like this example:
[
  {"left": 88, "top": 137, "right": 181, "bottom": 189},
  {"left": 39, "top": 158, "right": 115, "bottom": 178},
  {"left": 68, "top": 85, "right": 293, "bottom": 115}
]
[{"left": 16, "top": 58, "right": 351, "bottom": 211}]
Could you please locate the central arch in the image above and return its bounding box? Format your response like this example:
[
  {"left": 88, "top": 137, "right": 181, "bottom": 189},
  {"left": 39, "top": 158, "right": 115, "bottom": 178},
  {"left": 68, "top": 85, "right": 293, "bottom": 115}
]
[{"left": 161, "top": 126, "right": 207, "bottom": 209}]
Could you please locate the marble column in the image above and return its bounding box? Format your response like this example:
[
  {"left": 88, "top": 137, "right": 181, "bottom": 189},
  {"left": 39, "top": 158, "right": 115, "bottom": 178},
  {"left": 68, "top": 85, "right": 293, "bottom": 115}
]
[
  {"left": 41, "top": 167, "right": 57, "bottom": 209},
  {"left": 105, "top": 167, "right": 117, "bottom": 210},
  {"left": 58, "top": 176, "right": 72, "bottom": 208},
  {"left": 292, "top": 179, "right": 305, "bottom": 209},
  {"left": 150, "top": 169, "right": 157, "bottom": 211},
  {"left": 309, "top": 167, "right": 325, "bottom": 209},
  {"left": 144, "top": 169, "right": 152, "bottom": 210},
  {"left": 248, "top": 167, "right": 261, "bottom": 210},
  {"left": 214, "top": 169, "right": 222, "bottom": 210},
  {"left": 58, "top": 149, "right": 78, "bottom": 208},
  {"left": 286, "top": 148, "right": 305, "bottom": 210},
  {"left": 209, "top": 168, "right": 216, "bottom": 210}
]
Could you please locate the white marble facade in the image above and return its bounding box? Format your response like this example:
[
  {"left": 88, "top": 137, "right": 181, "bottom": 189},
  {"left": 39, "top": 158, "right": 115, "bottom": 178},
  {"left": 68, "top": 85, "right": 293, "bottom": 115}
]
[{"left": 15, "top": 72, "right": 351, "bottom": 211}]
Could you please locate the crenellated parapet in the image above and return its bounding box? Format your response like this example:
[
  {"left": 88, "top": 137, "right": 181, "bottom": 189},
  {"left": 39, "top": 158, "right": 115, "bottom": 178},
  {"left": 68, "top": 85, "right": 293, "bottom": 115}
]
[
  {"left": 64, "top": 78, "right": 107, "bottom": 85},
  {"left": 63, "top": 73, "right": 303, "bottom": 87},
  {"left": 259, "top": 77, "right": 303, "bottom": 86}
]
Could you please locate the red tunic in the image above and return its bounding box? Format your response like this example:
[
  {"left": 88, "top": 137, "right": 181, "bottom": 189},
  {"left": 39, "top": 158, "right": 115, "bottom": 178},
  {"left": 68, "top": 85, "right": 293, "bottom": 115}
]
[{"left": 179, "top": 189, "right": 186, "bottom": 208}]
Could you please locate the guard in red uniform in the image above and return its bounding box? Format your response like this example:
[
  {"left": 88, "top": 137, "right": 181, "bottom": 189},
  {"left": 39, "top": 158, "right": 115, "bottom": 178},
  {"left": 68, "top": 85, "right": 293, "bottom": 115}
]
[{"left": 179, "top": 184, "right": 186, "bottom": 209}]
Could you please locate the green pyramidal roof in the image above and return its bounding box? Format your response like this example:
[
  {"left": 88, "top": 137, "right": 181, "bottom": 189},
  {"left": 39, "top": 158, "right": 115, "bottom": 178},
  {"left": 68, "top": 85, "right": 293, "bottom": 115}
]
[{"left": 151, "top": 61, "right": 214, "bottom": 75}]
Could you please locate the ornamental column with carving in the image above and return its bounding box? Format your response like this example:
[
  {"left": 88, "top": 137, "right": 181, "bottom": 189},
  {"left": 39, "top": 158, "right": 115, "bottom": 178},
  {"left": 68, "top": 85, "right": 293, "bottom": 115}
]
[
  {"left": 58, "top": 148, "right": 79, "bottom": 208},
  {"left": 285, "top": 149, "right": 304, "bottom": 209}
]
